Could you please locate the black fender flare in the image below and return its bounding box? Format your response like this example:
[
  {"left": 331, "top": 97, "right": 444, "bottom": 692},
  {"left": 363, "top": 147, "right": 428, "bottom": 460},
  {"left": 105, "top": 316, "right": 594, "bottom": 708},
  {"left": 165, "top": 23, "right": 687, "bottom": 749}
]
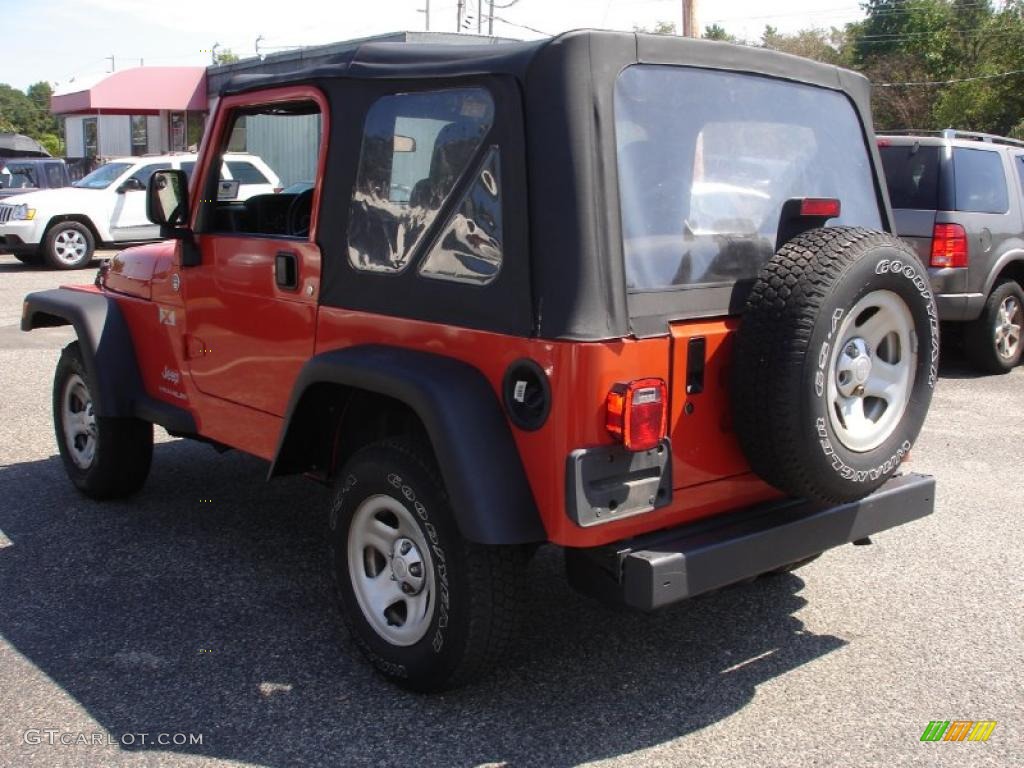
[
  {"left": 21, "top": 288, "right": 195, "bottom": 432},
  {"left": 271, "top": 345, "right": 546, "bottom": 545}
]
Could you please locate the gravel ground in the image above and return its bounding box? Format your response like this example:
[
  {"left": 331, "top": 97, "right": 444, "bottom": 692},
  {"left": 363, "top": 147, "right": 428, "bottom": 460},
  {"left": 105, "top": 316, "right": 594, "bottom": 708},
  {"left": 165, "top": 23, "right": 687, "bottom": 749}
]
[{"left": 0, "top": 252, "right": 1020, "bottom": 768}]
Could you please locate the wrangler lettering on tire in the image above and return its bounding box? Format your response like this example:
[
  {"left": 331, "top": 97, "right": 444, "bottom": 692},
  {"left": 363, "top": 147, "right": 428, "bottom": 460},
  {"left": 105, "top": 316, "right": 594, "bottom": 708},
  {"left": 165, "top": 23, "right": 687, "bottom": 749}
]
[{"left": 731, "top": 227, "right": 938, "bottom": 504}]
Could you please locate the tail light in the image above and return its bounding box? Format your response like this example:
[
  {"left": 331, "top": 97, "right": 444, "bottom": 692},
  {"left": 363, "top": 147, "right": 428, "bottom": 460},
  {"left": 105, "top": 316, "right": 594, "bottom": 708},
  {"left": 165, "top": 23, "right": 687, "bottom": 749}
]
[
  {"left": 799, "top": 198, "right": 841, "bottom": 218},
  {"left": 930, "top": 223, "right": 968, "bottom": 268},
  {"left": 606, "top": 378, "right": 668, "bottom": 452}
]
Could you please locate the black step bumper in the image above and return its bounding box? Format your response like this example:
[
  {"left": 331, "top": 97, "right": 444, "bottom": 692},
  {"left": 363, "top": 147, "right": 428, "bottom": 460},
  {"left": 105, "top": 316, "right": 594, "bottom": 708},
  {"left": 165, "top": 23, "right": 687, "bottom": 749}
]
[{"left": 565, "top": 473, "right": 935, "bottom": 611}]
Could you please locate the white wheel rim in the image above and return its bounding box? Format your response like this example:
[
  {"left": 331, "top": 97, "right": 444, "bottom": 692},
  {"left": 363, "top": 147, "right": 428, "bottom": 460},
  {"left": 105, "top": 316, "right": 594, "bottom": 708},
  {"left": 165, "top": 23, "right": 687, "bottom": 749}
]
[
  {"left": 827, "top": 290, "right": 918, "bottom": 453},
  {"left": 54, "top": 229, "right": 88, "bottom": 264},
  {"left": 995, "top": 295, "right": 1021, "bottom": 360},
  {"left": 62, "top": 373, "right": 97, "bottom": 469},
  {"left": 347, "top": 494, "right": 435, "bottom": 647}
]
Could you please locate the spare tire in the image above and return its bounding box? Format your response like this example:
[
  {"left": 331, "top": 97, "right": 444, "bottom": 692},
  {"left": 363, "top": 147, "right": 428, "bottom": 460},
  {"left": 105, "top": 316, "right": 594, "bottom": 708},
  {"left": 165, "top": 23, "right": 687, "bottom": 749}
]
[{"left": 731, "top": 227, "right": 939, "bottom": 504}]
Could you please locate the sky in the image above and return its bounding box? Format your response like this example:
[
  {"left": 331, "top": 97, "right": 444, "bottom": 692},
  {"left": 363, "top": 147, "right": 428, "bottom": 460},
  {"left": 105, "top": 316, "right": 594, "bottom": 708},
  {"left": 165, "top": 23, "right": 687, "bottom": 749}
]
[{"left": 0, "top": 0, "right": 866, "bottom": 92}]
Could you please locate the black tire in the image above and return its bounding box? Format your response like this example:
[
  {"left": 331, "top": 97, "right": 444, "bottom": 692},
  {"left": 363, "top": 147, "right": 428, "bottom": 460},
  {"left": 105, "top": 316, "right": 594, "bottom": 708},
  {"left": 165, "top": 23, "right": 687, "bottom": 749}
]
[
  {"left": 14, "top": 253, "right": 43, "bottom": 266},
  {"left": 328, "top": 439, "right": 527, "bottom": 692},
  {"left": 731, "top": 227, "right": 939, "bottom": 504},
  {"left": 53, "top": 342, "right": 153, "bottom": 499},
  {"left": 43, "top": 221, "right": 95, "bottom": 270},
  {"left": 965, "top": 280, "right": 1023, "bottom": 373}
]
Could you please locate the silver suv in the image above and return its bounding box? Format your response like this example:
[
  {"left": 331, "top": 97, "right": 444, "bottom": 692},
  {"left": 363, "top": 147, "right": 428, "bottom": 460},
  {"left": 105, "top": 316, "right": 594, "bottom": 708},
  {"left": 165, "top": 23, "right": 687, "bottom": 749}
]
[{"left": 879, "top": 129, "right": 1024, "bottom": 372}]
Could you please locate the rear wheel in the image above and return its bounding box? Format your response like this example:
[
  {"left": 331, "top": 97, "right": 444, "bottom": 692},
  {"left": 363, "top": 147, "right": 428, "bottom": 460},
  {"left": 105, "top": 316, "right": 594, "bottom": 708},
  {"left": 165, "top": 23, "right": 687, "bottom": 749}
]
[
  {"left": 53, "top": 342, "right": 153, "bottom": 498},
  {"left": 328, "top": 439, "right": 527, "bottom": 692},
  {"left": 966, "top": 280, "right": 1023, "bottom": 373},
  {"left": 43, "top": 221, "right": 94, "bottom": 270}
]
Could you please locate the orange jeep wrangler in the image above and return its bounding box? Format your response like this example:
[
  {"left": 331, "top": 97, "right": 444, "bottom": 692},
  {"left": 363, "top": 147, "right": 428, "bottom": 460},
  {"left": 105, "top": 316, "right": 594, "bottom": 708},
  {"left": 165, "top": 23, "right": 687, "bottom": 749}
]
[{"left": 23, "top": 31, "right": 938, "bottom": 691}]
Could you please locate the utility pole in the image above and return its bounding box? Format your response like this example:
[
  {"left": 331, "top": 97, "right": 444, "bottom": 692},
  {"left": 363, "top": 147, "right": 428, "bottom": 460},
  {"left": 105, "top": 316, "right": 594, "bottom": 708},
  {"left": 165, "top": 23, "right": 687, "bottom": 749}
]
[
  {"left": 488, "top": 0, "right": 494, "bottom": 35},
  {"left": 417, "top": 0, "right": 430, "bottom": 31},
  {"left": 106, "top": 55, "right": 115, "bottom": 73},
  {"left": 456, "top": 0, "right": 464, "bottom": 32},
  {"left": 682, "top": 0, "right": 698, "bottom": 38},
  {"left": 477, "top": 0, "right": 483, "bottom": 33},
  {"left": 211, "top": 42, "right": 220, "bottom": 66}
]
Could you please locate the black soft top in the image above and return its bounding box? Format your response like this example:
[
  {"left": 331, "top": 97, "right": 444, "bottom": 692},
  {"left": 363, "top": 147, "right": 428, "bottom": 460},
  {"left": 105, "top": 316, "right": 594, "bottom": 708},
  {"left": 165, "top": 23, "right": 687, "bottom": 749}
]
[
  {"left": 222, "top": 30, "right": 869, "bottom": 96},
  {"left": 223, "top": 31, "right": 886, "bottom": 341}
]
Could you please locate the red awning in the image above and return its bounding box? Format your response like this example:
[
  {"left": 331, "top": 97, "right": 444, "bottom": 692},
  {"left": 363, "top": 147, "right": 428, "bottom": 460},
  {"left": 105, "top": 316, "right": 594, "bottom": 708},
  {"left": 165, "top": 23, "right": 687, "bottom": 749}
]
[{"left": 51, "top": 67, "right": 207, "bottom": 115}]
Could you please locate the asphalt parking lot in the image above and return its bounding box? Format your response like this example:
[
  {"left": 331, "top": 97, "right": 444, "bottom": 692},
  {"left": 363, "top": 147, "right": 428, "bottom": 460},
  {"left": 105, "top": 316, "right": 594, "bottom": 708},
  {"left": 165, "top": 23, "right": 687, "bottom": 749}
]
[{"left": 0, "top": 252, "right": 1021, "bottom": 768}]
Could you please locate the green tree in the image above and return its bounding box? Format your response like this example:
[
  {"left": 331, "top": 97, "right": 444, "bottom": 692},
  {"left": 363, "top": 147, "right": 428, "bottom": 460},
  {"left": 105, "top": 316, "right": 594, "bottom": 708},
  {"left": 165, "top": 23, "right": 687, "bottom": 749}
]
[
  {"left": 214, "top": 48, "right": 241, "bottom": 65},
  {"left": 761, "top": 25, "right": 850, "bottom": 65},
  {"left": 634, "top": 21, "right": 677, "bottom": 35},
  {"left": 703, "top": 23, "right": 735, "bottom": 42}
]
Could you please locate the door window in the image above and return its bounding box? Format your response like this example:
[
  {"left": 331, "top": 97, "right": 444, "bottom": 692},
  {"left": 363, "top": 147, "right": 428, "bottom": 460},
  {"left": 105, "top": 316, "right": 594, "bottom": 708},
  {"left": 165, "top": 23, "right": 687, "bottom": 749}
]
[
  {"left": 203, "top": 101, "right": 320, "bottom": 238},
  {"left": 128, "top": 163, "right": 166, "bottom": 187},
  {"left": 347, "top": 87, "right": 495, "bottom": 273}
]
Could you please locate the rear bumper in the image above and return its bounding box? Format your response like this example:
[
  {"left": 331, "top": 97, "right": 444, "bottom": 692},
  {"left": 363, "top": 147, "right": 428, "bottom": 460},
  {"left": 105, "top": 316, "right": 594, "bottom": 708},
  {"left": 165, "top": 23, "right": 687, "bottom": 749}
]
[
  {"left": 566, "top": 473, "right": 935, "bottom": 611},
  {"left": 935, "top": 292, "right": 985, "bottom": 322}
]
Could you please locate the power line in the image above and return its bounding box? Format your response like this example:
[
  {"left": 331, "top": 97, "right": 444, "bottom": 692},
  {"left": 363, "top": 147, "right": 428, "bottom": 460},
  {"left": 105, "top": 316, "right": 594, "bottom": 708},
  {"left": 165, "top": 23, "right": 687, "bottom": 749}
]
[
  {"left": 879, "top": 67, "right": 1024, "bottom": 86},
  {"left": 490, "top": 14, "right": 550, "bottom": 36}
]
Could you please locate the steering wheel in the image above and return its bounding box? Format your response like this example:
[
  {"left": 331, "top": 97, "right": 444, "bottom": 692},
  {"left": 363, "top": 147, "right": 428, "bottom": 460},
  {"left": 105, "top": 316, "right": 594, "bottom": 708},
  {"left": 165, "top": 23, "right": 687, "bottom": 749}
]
[{"left": 286, "top": 188, "right": 315, "bottom": 237}]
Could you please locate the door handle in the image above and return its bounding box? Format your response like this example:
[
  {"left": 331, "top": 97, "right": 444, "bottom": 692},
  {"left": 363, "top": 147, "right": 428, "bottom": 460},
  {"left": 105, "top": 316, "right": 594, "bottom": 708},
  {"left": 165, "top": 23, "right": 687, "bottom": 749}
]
[{"left": 275, "top": 251, "right": 298, "bottom": 290}]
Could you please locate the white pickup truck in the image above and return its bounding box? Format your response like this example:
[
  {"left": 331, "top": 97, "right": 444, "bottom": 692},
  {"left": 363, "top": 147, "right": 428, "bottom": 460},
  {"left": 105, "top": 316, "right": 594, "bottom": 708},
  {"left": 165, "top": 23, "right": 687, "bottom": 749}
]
[{"left": 0, "top": 152, "right": 279, "bottom": 269}]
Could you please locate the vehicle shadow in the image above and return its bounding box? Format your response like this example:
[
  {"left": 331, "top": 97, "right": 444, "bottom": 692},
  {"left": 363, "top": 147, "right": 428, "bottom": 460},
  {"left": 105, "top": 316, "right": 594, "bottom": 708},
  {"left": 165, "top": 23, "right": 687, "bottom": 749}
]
[
  {"left": 0, "top": 440, "right": 845, "bottom": 767},
  {"left": 0, "top": 260, "right": 99, "bottom": 273}
]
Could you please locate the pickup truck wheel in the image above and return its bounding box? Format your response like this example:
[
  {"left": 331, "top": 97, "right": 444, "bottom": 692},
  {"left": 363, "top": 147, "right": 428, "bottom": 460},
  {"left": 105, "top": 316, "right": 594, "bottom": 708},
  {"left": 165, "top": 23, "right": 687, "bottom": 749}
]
[
  {"left": 966, "top": 280, "right": 1023, "bottom": 373},
  {"left": 328, "top": 439, "right": 526, "bottom": 692},
  {"left": 54, "top": 342, "right": 153, "bottom": 498},
  {"left": 731, "top": 227, "right": 939, "bottom": 504},
  {"left": 43, "top": 221, "right": 94, "bottom": 270}
]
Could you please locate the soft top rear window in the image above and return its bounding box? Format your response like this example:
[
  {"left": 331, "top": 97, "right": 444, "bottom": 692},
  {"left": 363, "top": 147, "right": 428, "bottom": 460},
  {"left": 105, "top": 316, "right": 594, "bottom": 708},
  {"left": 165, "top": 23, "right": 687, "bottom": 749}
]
[
  {"left": 879, "top": 144, "right": 941, "bottom": 210},
  {"left": 615, "top": 66, "right": 882, "bottom": 293}
]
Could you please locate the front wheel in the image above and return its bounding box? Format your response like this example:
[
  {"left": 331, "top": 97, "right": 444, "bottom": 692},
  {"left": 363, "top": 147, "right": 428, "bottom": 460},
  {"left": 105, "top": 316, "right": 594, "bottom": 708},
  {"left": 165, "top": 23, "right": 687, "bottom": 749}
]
[
  {"left": 54, "top": 342, "right": 153, "bottom": 498},
  {"left": 328, "top": 439, "right": 526, "bottom": 692},
  {"left": 966, "top": 280, "right": 1023, "bottom": 373},
  {"left": 43, "top": 221, "right": 95, "bottom": 269}
]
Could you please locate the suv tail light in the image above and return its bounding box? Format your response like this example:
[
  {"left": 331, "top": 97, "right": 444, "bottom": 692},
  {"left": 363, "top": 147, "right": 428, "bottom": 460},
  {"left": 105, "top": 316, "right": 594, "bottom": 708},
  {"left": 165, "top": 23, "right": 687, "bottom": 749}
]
[
  {"left": 930, "top": 223, "right": 968, "bottom": 268},
  {"left": 606, "top": 378, "right": 668, "bottom": 452}
]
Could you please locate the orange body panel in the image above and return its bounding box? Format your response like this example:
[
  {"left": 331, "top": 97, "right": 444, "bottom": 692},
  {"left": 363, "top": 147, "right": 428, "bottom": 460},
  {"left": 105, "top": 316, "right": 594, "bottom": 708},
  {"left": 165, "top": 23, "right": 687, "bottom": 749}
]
[
  {"left": 81, "top": 267, "right": 782, "bottom": 547},
  {"left": 72, "top": 78, "right": 782, "bottom": 549}
]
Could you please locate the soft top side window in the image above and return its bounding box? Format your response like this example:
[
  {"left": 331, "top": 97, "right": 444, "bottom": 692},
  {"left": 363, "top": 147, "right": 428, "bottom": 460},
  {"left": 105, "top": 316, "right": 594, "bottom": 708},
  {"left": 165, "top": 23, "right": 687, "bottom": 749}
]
[{"left": 347, "top": 87, "right": 495, "bottom": 274}]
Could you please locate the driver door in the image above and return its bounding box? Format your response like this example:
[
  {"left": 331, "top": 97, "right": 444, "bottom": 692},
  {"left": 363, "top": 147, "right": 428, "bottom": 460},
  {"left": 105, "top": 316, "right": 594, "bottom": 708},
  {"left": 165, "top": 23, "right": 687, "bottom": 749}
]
[
  {"left": 182, "top": 87, "right": 326, "bottom": 416},
  {"left": 110, "top": 162, "right": 165, "bottom": 240}
]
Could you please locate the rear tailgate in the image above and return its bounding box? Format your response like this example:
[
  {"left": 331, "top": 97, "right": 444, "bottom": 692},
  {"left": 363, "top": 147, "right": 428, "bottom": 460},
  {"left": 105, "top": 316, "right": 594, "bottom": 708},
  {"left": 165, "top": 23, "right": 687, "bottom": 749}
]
[
  {"left": 666, "top": 319, "right": 779, "bottom": 512},
  {"left": 890, "top": 207, "right": 937, "bottom": 264}
]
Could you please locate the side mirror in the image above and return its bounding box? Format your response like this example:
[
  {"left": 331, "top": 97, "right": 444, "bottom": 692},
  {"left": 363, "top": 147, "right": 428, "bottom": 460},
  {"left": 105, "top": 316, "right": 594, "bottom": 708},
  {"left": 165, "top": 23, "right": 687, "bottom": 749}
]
[
  {"left": 117, "top": 177, "right": 146, "bottom": 193},
  {"left": 147, "top": 169, "right": 189, "bottom": 227}
]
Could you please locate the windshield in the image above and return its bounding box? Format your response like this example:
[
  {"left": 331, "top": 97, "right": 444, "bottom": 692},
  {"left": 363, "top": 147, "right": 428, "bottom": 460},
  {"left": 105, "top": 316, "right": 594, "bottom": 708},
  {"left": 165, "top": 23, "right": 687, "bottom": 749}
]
[
  {"left": 615, "top": 66, "right": 883, "bottom": 292},
  {"left": 73, "top": 162, "right": 133, "bottom": 189}
]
